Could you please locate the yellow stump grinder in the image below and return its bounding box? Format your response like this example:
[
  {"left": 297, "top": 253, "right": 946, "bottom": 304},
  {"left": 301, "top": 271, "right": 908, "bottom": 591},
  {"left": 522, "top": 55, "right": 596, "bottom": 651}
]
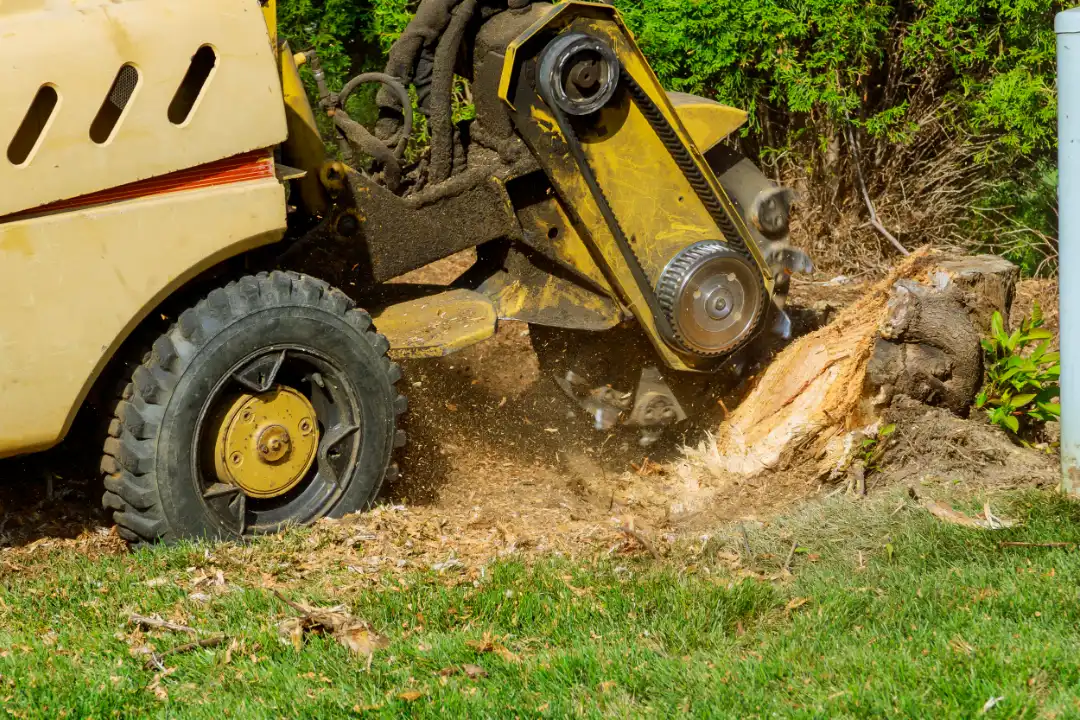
[{"left": 0, "top": 0, "right": 810, "bottom": 543}]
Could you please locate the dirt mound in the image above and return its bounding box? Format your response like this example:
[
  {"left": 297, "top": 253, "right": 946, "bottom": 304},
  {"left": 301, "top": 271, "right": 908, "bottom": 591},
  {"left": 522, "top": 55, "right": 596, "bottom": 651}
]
[{"left": 878, "top": 400, "right": 1058, "bottom": 490}]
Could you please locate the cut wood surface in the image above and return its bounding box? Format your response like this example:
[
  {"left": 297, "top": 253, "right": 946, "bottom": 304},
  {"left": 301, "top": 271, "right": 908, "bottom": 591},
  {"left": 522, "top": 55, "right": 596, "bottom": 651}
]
[{"left": 700, "top": 249, "right": 1016, "bottom": 478}]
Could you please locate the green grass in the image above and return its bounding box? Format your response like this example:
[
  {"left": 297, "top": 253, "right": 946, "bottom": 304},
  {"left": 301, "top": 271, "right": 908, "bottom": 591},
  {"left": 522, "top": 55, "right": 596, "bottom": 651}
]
[{"left": 3, "top": 490, "right": 1080, "bottom": 718}]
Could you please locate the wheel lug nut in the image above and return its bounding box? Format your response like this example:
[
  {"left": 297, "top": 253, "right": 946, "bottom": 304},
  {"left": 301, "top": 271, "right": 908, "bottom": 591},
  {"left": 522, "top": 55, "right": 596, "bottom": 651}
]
[{"left": 230, "top": 452, "right": 243, "bottom": 466}]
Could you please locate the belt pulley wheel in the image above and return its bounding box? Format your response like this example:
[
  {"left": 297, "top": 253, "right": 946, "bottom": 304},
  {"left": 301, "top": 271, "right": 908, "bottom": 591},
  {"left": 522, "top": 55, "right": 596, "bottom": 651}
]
[
  {"left": 538, "top": 32, "right": 620, "bottom": 117},
  {"left": 656, "top": 242, "right": 765, "bottom": 356},
  {"left": 212, "top": 386, "right": 320, "bottom": 499}
]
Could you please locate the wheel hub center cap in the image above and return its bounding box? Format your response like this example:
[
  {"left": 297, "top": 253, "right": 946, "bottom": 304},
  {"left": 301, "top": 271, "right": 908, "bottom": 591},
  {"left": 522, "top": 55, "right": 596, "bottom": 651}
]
[
  {"left": 212, "top": 387, "right": 320, "bottom": 499},
  {"left": 256, "top": 425, "right": 292, "bottom": 462}
]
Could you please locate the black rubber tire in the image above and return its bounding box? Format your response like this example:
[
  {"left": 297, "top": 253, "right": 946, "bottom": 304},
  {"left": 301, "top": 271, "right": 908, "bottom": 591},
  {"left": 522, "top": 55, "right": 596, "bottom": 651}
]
[{"left": 100, "top": 271, "right": 406, "bottom": 545}]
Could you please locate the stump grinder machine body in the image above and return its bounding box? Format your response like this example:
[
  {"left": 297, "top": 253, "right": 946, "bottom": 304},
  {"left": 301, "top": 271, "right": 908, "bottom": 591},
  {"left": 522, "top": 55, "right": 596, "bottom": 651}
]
[{"left": 0, "top": 0, "right": 809, "bottom": 542}]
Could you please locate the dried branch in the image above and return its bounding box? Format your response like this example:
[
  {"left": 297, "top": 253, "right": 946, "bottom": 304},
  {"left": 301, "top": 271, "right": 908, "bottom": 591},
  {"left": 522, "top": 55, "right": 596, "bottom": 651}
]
[
  {"left": 617, "top": 526, "right": 661, "bottom": 560},
  {"left": 783, "top": 540, "right": 798, "bottom": 573},
  {"left": 144, "top": 636, "right": 226, "bottom": 670},
  {"left": 129, "top": 614, "right": 198, "bottom": 635},
  {"left": 846, "top": 122, "right": 909, "bottom": 256}
]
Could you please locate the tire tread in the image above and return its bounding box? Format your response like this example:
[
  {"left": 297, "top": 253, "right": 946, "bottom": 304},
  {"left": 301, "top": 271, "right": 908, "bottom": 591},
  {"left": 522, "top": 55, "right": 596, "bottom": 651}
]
[{"left": 101, "top": 271, "right": 404, "bottom": 546}]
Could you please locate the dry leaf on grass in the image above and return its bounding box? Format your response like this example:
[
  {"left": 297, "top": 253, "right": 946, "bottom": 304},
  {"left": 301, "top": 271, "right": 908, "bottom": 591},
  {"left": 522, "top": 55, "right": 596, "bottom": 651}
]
[
  {"left": 398, "top": 690, "right": 424, "bottom": 702},
  {"left": 341, "top": 626, "right": 390, "bottom": 658},
  {"left": 147, "top": 668, "right": 175, "bottom": 701},
  {"left": 909, "top": 490, "right": 1015, "bottom": 529},
  {"left": 466, "top": 631, "right": 521, "bottom": 664},
  {"left": 949, "top": 635, "right": 975, "bottom": 656},
  {"left": 148, "top": 676, "right": 168, "bottom": 701},
  {"left": 224, "top": 638, "right": 241, "bottom": 665},
  {"left": 785, "top": 597, "right": 811, "bottom": 612},
  {"left": 495, "top": 645, "right": 521, "bottom": 663},
  {"left": 274, "top": 590, "right": 389, "bottom": 666},
  {"left": 462, "top": 664, "right": 488, "bottom": 679}
]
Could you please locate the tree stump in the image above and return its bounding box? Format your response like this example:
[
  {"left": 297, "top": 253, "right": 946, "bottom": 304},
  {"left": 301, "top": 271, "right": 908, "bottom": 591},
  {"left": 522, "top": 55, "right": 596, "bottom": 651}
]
[
  {"left": 698, "top": 249, "right": 1017, "bottom": 478},
  {"left": 930, "top": 255, "right": 1019, "bottom": 333}
]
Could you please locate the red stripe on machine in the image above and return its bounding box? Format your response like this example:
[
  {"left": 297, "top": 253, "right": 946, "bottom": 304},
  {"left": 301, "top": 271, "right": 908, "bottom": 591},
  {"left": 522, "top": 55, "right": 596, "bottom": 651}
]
[{"left": 6, "top": 150, "right": 275, "bottom": 219}]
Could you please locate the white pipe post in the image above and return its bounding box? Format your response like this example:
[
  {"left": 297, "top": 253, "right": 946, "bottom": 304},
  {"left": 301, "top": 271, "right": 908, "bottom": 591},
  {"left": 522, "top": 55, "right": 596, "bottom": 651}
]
[{"left": 1059, "top": 8, "right": 1080, "bottom": 495}]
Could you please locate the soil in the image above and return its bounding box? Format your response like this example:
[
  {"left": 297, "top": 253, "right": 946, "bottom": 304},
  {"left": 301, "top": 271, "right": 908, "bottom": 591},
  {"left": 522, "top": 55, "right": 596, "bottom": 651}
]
[
  {"left": 877, "top": 398, "right": 1058, "bottom": 491},
  {"left": 0, "top": 260, "right": 1061, "bottom": 570}
]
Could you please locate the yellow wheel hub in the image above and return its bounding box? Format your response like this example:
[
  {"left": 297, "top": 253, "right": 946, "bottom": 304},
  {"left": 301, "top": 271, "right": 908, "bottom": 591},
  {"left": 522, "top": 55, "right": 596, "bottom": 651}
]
[{"left": 212, "top": 386, "right": 320, "bottom": 499}]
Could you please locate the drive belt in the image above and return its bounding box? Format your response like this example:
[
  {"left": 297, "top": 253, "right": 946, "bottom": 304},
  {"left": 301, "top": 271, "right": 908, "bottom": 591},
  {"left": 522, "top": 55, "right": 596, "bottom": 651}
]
[{"left": 541, "top": 62, "right": 767, "bottom": 357}]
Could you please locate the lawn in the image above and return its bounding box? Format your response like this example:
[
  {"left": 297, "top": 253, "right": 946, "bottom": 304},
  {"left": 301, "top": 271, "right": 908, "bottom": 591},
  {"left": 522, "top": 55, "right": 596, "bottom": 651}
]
[{"left": 1, "top": 489, "right": 1079, "bottom": 718}]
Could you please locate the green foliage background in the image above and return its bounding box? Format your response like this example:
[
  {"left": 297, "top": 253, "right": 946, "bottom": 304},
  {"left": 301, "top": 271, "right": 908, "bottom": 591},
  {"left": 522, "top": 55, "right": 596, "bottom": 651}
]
[{"left": 278, "top": 0, "right": 1061, "bottom": 275}]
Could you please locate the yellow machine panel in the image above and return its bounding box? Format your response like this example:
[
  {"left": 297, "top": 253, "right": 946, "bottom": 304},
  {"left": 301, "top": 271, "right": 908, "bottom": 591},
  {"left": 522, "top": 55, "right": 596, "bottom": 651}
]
[
  {"left": 0, "top": 178, "right": 287, "bottom": 457},
  {"left": 0, "top": 0, "right": 287, "bottom": 218},
  {"left": 666, "top": 91, "right": 748, "bottom": 153}
]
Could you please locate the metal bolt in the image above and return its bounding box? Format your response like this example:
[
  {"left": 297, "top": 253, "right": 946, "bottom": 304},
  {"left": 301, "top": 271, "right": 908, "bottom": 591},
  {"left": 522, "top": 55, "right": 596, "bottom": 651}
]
[
  {"left": 299, "top": 418, "right": 313, "bottom": 435},
  {"left": 230, "top": 452, "right": 243, "bottom": 466}
]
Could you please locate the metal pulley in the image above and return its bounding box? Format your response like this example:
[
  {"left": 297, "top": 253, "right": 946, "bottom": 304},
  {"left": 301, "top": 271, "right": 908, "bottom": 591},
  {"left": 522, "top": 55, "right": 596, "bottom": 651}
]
[
  {"left": 537, "top": 32, "right": 620, "bottom": 116},
  {"left": 656, "top": 241, "right": 765, "bottom": 356}
]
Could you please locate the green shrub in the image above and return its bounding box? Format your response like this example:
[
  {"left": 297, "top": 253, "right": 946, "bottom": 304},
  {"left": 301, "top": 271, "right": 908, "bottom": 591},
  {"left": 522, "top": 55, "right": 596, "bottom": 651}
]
[
  {"left": 617, "top": 0, "right": 1061, "bottom": 273},
  {"left": 615, "top": 0, "right": 1059, "bottom": 158},
  {"left": 976, "top": 304, "right": 1060, "bottom": 437}
]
